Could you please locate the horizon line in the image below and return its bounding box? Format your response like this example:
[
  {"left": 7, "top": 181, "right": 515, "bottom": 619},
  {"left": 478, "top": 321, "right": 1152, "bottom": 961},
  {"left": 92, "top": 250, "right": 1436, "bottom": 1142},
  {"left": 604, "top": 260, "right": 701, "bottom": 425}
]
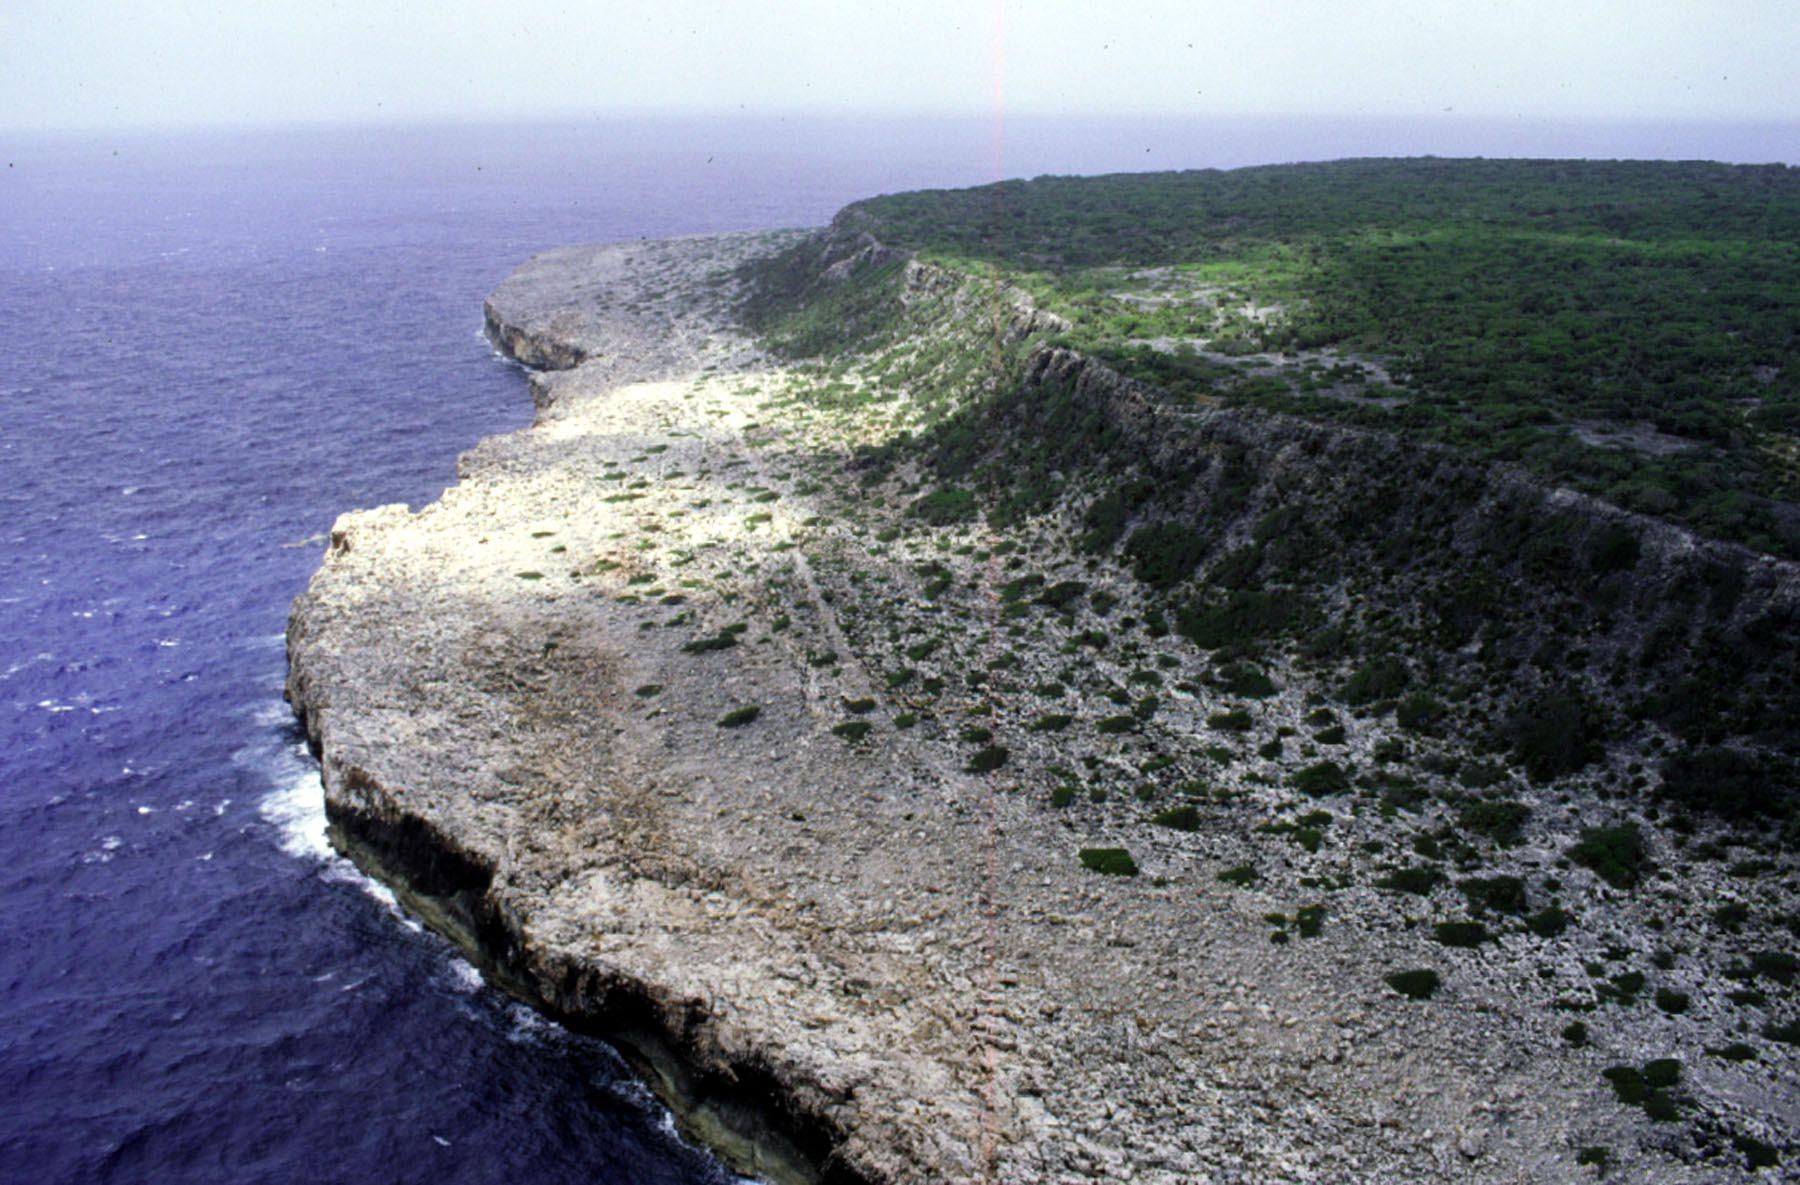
[{"left": 8, "top": 107, "right": 1800, "bottom": 140}]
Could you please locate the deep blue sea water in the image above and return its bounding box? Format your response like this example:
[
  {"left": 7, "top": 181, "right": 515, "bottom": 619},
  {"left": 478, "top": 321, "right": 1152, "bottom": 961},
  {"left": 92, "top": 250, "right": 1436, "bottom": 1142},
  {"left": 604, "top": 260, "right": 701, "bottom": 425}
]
[{"left": 1, "top": 114, "right": 1794, "bottom": 1185}]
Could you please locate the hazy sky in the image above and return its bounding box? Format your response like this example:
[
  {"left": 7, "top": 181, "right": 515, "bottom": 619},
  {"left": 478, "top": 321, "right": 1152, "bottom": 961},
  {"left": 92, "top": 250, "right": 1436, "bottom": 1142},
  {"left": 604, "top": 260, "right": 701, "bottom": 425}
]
[{"left": 2, "top": 0, "right": 1794, "bottom": 132}]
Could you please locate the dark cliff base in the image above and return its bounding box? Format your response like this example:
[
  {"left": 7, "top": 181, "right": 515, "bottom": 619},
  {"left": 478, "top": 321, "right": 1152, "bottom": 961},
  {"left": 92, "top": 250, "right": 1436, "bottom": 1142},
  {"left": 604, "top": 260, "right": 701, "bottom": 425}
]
[{"left": 318, "top": 758, "right": 871, "bottom": 1185}]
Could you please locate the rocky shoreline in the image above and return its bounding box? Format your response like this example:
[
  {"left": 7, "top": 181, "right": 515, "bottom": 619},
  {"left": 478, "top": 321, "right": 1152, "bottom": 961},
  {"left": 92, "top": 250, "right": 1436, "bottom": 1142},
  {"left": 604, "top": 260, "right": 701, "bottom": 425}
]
[{"left": 288, "top": 229, "right": 1795, "bottom": 1182}]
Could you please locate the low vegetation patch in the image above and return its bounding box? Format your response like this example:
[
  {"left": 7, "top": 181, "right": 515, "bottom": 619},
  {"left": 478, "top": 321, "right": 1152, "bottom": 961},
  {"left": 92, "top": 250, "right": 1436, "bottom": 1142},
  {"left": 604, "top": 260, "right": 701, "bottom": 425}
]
[
  {"left": 1569, "top": 824, "right": 1648, "bottom": 889},
  {"left": 1079, "top": 847, "right": 1140, "bottom": 877},
  {"left": 1385, "top": 969, "right": 1441, "bottom": 1000},
  {"left": 1150, "top": 805, "right": 1201, "bottom": 832},
  {"left": 966, "top": 745, "right": 1009, "bottom": 774}
]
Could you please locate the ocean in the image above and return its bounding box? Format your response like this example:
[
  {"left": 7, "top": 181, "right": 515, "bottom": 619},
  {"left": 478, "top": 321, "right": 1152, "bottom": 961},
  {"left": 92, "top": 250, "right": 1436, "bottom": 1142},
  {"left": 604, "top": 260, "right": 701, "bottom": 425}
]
[{"left": 1, "top": 114, "right": 1793, "bottom": 1184}]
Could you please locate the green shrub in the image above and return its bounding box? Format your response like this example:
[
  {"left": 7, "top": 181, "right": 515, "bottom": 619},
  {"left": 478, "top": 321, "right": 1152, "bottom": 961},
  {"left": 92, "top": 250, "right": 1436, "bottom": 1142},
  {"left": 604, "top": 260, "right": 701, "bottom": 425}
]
[
  {"left": 1208, "top": 708, "right": 1254, "bottom": 732},
  {"left": 910, "top": 486, "right": 978, "bottom": 524},
  {"left": 1587, "top": 523, "right": 1642, "bottom": 573},
  {"left": 1342, "top": 657, "right": 1409, "bottom": 705},
  {"left": 1712, "top": 901, "right": 1750, "bottom": 932},
  {"left": 634, "top": 684, "right": 664, "bottom": 697},
  {"left": 1292, "top": 761, "right": 1350, "bottom": 797},
  {"left": 1562, "top": 1021, "right": 1589, "bottom": 1046},
  {"left": 1049, "top": 786, "right": 1077, "bottom": 808},
  {"left": 1313, "top": 724, "right": 1347, "bottom": 744},
  {"left": 843, "top": 697, "right": 877, "bottom": 714},
  {"left": 1177, "top": 589, "right": 1304, "bottom": 648},
  {"left": 894, "top": 712, "right": 919, "bottom": 729},
  {"left": 1661, "top": 748, "right": 1791, "bottom": 820},
  {"left": 1766, "top": 1020, "right": 1800, "bottom": 1045},
  {"left": 1096, "top": 714, "right": 1137, "bottom": 734},
  {"left": 717, "top": 705, "right": 761, "bottom": 728},
  {"left": 1599, "top": 970, "right": 1645, "bottom": 1005},
  {"left": 1079, "top": 847, "right": 1140, "bottom": 876},
  {"left": 1708, "top": 1042, "right": 1757, "bottom": 1062},
  {"left": 1217, "top": 863, "right": 1259, "bottom": 887},
  {"left": 1379, "top": 776, "right": 1430, "bottom": 813},
  {"left": 1750, "top": 951, "right": 1798, "bottom": 984},
  {"left": 1733, "top": 1135, "right": 1780, "bottom": 1170},
  {"left": 1030, "top": 713, "right": 1074, "bottom": 732},
  {"left": 1459, "top": 800, "right": 1530, "bottom": 847},
  {"left": 1570, "top": 824, "right": 1647, "bottom": 889},
  {"left": 966, "top": 745, "right": 1009, "bottom": 774},
  {"left": 1457, "top": 761, "right": 1508, "bottom": 790},
  {"left": 1376, "top": 866, "right": 1443, "bottom": 895},
  {"left": 1460, "top": 875, "right": 1529, "bottom": 916},
  {"left": 1655, "top": 988, "right": 1690, "bottom": 1014},
  {"left": 1036, "top": 580, "right": 1088, "bottom": 609},
  {"left": 1503, "top": 691, "right": 1603, "bottom": 780},
  {"left": 1396, "top": 692, "right": 1448, "bottom": 733},
  {"left": 1151, "top": 805, "right": 1201, "bottom": 832},
  {"left": 1079, "top": 478, "right": 1155, "bottom": 552},
  {"left": 1295, "top": 904, "right": 1326, "bottom": 937},
  {"left": 1527, "top": 906, "right": 1572, "bottom": 938},
  {"left": 683, "top": 625, "right": 746, "bottom": 654},
  {"left": 1123, "top": 521, "right": 1208, "bottom": 589},
  {"left": 1371, "top": 737, "right": 1406, "bottom": 764},
  {"left": 998, "top": 574, "right": 1045, "bottom": 602},
  {"left": 1385, "top": 969, "right": 1441, "bottom": 1000},
  {"left": 1433, "top": 921, "right": 1490, "bottom": 947},
  {"left": 1216, "top": 662, "right": 1279, "bottom": 698},
  {"left": 1602, "top": 1065, "right": 1649, "bottom": 1106},
  {"left": 832, "top": 720, "right": 873, "bottom": 742}
]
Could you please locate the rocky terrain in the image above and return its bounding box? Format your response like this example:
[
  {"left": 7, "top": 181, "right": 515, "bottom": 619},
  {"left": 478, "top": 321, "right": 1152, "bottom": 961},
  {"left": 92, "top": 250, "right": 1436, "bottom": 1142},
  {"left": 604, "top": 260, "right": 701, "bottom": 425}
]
[{"left": 288, "top": 219, "right": 1798, "bottom": 1181}]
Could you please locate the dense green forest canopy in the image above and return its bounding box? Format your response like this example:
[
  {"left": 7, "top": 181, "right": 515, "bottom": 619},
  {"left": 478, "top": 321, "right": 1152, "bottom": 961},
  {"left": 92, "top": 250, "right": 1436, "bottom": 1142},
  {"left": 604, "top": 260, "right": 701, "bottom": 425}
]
[{"left": 840, "top": 159, "right": 1800, "bottom": 556}]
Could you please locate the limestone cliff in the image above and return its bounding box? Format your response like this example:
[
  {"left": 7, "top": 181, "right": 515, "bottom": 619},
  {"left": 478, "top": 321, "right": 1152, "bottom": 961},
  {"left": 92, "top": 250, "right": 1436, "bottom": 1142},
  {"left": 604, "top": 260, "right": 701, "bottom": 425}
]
[{"left": 289, "top": 225, "right": 1797, "bottom": 1183}]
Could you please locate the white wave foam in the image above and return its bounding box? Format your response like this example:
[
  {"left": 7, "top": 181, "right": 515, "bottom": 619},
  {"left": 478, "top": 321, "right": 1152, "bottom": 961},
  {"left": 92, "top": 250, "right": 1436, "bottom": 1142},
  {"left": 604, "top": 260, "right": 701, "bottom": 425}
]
[
  {"left": 446, "top": 958, "right": 485, "bottom": 994},
  {"left": 255, "top": 756, "right": 426, "bottom": 927},
  {"left": 259, "top": 761, "right": 333, "bottom": 862},
  {"left": 503, "top": 1000, "right": 559, "bottom": 1045}
]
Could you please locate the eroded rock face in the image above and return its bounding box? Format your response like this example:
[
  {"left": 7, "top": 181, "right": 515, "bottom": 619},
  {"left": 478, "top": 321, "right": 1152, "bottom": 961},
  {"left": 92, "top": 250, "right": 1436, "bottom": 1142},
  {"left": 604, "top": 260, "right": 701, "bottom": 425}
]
[{"left": 290, "top": 232, "right": 1793, "bottom": 1184}]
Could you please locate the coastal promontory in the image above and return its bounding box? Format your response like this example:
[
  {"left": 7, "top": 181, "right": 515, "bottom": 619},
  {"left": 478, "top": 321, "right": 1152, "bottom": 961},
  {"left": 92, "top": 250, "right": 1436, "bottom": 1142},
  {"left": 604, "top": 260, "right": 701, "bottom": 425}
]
[{"left": 289, "top": 162, "right": 1800, "bottom": 1182}]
